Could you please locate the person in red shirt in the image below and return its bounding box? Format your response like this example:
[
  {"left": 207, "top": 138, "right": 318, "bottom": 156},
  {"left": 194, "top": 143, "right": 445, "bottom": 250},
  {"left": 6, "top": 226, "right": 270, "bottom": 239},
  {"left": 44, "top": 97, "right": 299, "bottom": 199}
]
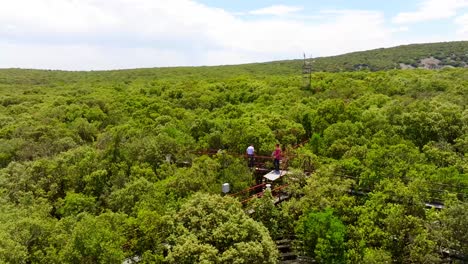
[{"left": 272, "top": 144, "right": 282, "bottom": 173}]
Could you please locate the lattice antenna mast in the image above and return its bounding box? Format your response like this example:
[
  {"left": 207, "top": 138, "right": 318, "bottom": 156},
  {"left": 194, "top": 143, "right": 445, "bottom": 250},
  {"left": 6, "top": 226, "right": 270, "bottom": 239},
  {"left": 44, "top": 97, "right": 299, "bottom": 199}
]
[{"left": 302, "top": 53, "right": 313, "bottom": 89}]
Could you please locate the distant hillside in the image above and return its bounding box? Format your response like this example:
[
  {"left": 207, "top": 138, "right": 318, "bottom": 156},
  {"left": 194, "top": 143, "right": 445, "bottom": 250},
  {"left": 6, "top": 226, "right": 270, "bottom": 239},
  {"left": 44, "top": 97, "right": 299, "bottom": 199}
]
[
  {"left": 149, "top": 40, "right": 468, "bottom": 75},
  {"left": 252, "top": 41, "right": 468, "bottom": 74},
  {"left": 1, "top": 41, "right": 467, "bottom": 81},
  {"left": 310, "top": 41, "right": 468, "bottom": 71},
  {"left": 135, "top": 41, "right": 468, "bottom": 76}
]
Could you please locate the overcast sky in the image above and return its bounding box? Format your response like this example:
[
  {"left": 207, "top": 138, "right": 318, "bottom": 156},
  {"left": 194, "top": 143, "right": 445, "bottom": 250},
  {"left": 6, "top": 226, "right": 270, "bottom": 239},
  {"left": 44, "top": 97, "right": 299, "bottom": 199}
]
[{"left": 1, "top": 0, "right": 467, "bottom": 70}]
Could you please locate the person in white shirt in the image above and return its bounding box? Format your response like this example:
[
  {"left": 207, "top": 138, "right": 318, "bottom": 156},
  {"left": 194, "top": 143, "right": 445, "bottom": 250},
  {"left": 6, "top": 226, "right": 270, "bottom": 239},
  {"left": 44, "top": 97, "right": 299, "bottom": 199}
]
[{"left": 246, "top": 144, "right": 255, "bottom": 168}]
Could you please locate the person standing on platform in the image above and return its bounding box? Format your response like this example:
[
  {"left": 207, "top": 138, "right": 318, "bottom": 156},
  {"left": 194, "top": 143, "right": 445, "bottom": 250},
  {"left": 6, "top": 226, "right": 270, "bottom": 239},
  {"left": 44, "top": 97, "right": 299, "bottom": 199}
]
[
  {"left": 272, "top": 144, "right": 282, "bottom": 173},
  {"left": 246, "top": 144, "right": 255, "bottom": 168}
]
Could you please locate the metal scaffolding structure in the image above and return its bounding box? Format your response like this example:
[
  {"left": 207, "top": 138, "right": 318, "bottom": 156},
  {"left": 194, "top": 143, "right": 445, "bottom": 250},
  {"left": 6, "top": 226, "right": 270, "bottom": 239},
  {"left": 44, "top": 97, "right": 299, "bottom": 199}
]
[{"left": 302, "top": 53, "right": 313, "bottom": 89}]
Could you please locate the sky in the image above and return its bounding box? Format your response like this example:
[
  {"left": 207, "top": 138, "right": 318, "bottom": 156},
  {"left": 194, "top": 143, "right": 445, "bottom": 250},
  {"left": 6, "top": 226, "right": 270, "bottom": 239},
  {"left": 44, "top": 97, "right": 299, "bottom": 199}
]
[{"left": 1, "top": 0, "right": 468, "bottom": 70}]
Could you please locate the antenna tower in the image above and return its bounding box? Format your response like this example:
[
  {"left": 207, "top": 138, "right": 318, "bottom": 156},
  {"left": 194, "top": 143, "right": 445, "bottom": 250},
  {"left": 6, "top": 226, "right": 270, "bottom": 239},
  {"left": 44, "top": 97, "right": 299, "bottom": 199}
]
[{"left": 302, "top": 53, "right": 313, "bottom": 89}]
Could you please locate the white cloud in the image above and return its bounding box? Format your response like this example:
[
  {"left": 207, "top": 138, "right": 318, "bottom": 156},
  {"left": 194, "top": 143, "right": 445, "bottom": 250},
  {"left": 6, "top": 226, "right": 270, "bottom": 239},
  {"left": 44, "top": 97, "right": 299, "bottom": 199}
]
[
  {"left": 455, "top": 13, "right": 468, "bottom": 36},
  {"left": 0, "top": 0, "right": 119, "bottom": 34},
  {"left": 393, "top": 0, "right": 468, "bottom": 24},
  {"left": 0, "top": 0, "right": 442, "bottom": 70},
  {"left": 392, "top": 26, "right": 410, "bottom": 33},
  {"left": 249, "top": 5, "right": 303, "bottom": 16},
  {"left": 0, "top": 42, "right": 188, "bottom": 70}
]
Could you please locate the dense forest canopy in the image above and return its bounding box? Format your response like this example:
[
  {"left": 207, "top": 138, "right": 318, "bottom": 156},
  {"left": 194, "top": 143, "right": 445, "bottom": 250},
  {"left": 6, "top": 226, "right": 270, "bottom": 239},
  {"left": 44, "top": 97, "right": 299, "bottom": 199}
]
[{"left": 0, "top": 42, "right": 467, "bottom": 263}]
